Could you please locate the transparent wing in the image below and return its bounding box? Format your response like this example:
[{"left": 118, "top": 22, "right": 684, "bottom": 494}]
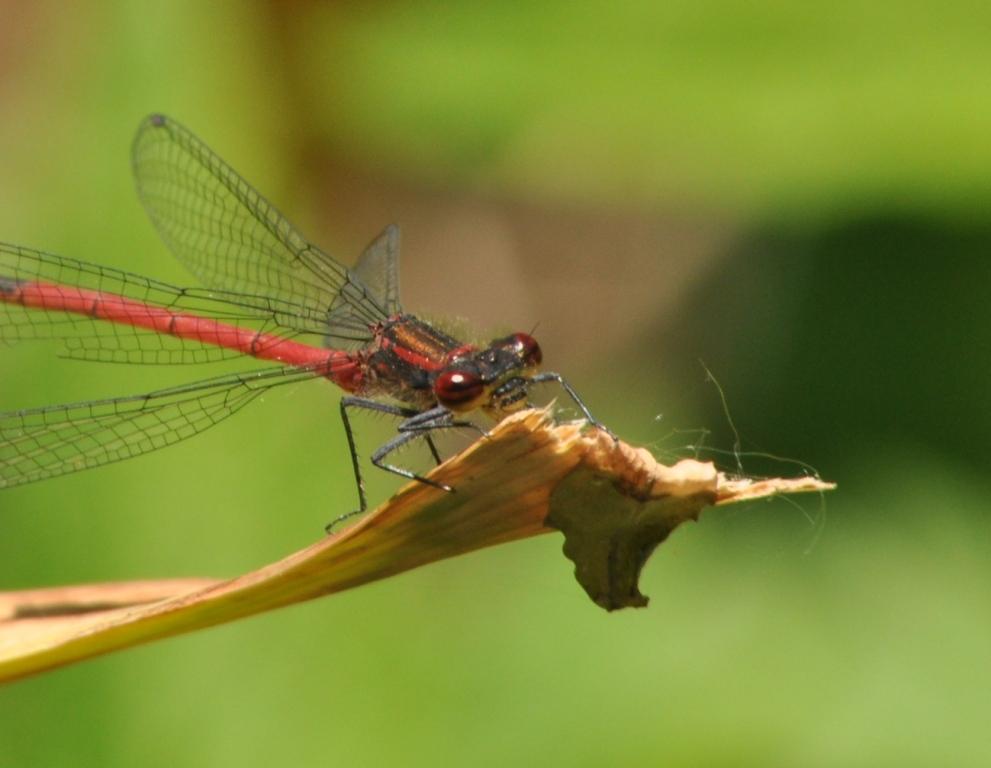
[
  {"left": 0, "top": 242, "right": 329, "bottom": 364},
  {"left": 352, "top": 224, "right": 401, "bottom": 316},
  {"left": 0, "top": 365, "right": 324, "bottom": 488},
  {"left": 132, "top": 114, "right": 397, "bottom": 344},
  {"left": 327, "top": 224, "right": 402, "bottom": 341}
]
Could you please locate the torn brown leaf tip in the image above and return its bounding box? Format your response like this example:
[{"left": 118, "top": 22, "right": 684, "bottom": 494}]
[{"left": 547, "top": 428, "right": 835, "bottom": 611}]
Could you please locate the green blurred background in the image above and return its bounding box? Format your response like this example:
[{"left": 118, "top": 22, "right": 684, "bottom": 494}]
[{"left": 0, "top": 2, "right": 988, "bottom": 766}]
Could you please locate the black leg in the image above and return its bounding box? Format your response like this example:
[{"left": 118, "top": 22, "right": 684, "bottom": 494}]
[
  {"left": 328, "top": 400, "right": 484, "bottom": 533},
  {"left": 369, "top": 428, "right": 454, "bottom": 491},
  {"left": 368, "top": 403, "right": 493, "bottom": 489},
  {"left": 329, "top": 396, "right": 423, "bottom": 533},
  {"left": 397, "top": 405, "right": 489, "bottom": 439},
  {"left": 528, "top": 371, "right": 617, "bottom": 440},
  {"left": 424, "top": 433, "right": 443, "bottom": 466},
  {"left": 369, "top": 405, "right": 491, "bottom": 488}
]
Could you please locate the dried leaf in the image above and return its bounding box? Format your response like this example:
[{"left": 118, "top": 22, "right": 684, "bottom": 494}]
[{"left": 0, "top": 408, "right": 833, "bottom": 683}]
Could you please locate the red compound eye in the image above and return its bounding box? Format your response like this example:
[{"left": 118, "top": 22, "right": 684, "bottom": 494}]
[
  {"left": 512, "top": 332, "right": 542, "bottom": 366},
  {"left": 434, "top": 369, "right": 484, "bottom": 411}
]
